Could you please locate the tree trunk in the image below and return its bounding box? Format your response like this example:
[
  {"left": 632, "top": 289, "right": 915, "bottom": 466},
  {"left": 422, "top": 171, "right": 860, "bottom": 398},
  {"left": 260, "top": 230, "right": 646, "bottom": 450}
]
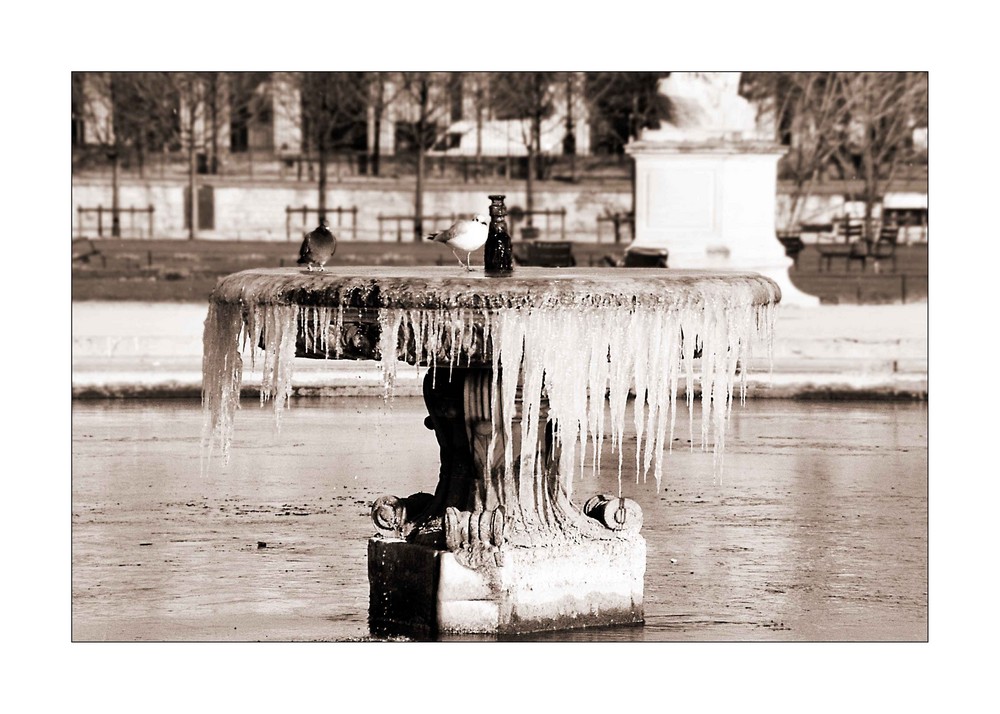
[
  {"left": 415, "top": 147, "right": 425, "bottom": 240},
  {"left": 187, "top": 80, "right": 199, "bottom": 240},
  {"left": 372, "top": 114, "right": 382, "bottom": 177},
  {"left": 864, "top": 173, "right": 878, "bottom": 243},
  {"left": 188, "top": 134, "right": 198, "bottom": 240},
  {"left": 526, "top": 144, "right": 535, "bottom": 226},
  {"left": 476, "top": 100, "right": 483, "bottom": 179},
  {"left": 111, "top": 149, "right": 121, "bottom": 238},
  {"left": 566, "top": 73, "right": 577, "bottom": 182},
  {"left": 862, "top": 127, "right": 878, "bottom": 242},
  {"left": 534, "top": 113, "right": 545, "bottom": 182},
  {"left": 318, "top": 142, "right": 328, "bottom": 224},
  {"left": 209, "top": 75, "right": 219, "bottom": 175},
  {"left": 629, "top": 157, "right": 637, "bottom": 220},
  {"left": 372, "top": 79, "right": 384, "bottom": 177},
  {"left": 414, "top": 80, "right": 429, "bottom": 242}
]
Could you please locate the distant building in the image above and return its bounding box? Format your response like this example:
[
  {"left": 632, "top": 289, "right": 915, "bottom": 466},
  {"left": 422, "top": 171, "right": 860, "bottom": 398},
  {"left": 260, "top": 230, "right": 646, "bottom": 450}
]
[{"left": 71, "top": 72, "right": 594, "bottom": 165}]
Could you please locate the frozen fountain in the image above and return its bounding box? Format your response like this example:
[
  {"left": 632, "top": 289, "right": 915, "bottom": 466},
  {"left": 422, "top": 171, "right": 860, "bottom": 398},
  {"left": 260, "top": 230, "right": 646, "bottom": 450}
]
[{"left": 202, "top": 195, "right": 780, "bottom": 638}]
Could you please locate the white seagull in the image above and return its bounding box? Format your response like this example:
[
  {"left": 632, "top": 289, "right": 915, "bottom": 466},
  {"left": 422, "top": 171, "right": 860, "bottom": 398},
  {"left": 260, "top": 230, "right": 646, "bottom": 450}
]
[{"left": 427, "top": 215, "right": 490, "bottom": 271}]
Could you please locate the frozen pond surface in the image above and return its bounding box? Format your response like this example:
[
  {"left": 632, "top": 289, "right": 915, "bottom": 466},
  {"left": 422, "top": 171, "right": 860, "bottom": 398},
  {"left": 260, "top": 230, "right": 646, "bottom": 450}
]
[{"left": 72, "top": 397, "right": 926, "bottom": 641}]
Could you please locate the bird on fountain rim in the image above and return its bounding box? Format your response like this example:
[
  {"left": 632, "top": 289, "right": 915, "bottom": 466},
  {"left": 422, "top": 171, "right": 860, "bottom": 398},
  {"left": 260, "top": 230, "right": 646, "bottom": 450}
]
[
  {"left": 427, "top": 215, "right": 489, "bottom": 271},
  {"left": 297, "top": 219, "right": 337, "bottom": 271}
]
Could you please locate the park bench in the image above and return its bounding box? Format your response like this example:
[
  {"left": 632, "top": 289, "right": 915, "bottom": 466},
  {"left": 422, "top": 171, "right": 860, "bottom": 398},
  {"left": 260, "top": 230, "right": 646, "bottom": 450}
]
[
  {"left": 777, "top": 230, "right": 805, "bottom": 267},
  {"left": 817, "top": 219, "right": 899, "bottom": 273},
  {"left": 514, "top": 240, "right": 577, "bottom": 268},
  {"left": 598, "top": 246, "right": 669, "bottom": 268},
  {"left": 854, "top": 224, "right": 899, "bottom": 273},
  {"left": 869, "top": 224, "right": 899, "bottom": 272},
  {"left": 72, "top": 238, "right": 105, "bottom": 267},
  {"left": 816, "top": 219, "right": 864, "bottom": 272},
  {"left": 623, "top": 246, "right": 669, "bottom": 268}
]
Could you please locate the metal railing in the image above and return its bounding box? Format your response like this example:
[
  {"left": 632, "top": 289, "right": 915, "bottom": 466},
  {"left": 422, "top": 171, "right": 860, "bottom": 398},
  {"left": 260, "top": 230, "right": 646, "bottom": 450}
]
[
  {"left": 596, "top": 212, "right": 634, "bottom": 244},
  {"left": 376, "top": 213, "right": 474, "bottom": 242},
  {"left": 507, "top": 208, "right": 567, "bottom": 240},
  {"left": 75, "top": 205, "right": 155, "bottom": 239},
  {"left": 285, "top": 205, "right": 358, "bottom": 241}
]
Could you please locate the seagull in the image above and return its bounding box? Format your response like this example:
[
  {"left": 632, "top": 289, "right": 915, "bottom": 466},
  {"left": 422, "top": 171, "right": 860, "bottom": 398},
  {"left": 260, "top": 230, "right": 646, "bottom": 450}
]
[
  {"left": 297, "top": 220, "right": 337, "bottom": 271},
  {"left": 427, "top": 215, "right": 489, "bottom": 271}
]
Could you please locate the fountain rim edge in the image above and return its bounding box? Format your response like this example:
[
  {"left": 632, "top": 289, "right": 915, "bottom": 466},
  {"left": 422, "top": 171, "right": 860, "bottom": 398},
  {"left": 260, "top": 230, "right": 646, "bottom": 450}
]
[{"left": 207, "top": 266, "right": 782, "bottom": 310}]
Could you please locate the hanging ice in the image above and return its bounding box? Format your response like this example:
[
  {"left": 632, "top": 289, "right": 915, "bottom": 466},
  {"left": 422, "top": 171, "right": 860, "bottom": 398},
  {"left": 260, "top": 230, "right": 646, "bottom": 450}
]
[{"left": 202, "top": 271, "right": 777, "bottom": 491}]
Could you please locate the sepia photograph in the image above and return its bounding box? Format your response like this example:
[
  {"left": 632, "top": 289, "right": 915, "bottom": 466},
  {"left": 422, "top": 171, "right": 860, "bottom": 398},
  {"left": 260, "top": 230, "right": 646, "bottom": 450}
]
[{"left": 70, "top": 68, "right": 928, "bottom": 642}]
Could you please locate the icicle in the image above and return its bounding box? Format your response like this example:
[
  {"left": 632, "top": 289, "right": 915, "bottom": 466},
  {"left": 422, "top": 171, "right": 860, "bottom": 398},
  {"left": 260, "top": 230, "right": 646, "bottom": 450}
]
[
  {"left": 378, "top": 309, "right": 404, "bottom": 401},
  {"left": 200, "top": 300, "right": 245, "bottom": 465},
  {"left": 202, "top": 276, "right": 777, "bottom": 493}
]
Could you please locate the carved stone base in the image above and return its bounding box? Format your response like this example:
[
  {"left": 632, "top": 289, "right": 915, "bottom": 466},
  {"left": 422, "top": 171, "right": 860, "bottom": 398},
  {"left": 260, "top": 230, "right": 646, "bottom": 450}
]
[{"left": 368, "top": 535, "right": 645, "bottom": 638}]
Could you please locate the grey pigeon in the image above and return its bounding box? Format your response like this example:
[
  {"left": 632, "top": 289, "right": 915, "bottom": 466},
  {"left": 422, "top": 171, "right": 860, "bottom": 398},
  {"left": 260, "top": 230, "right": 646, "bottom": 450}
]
[
  {"left": 427, "top": 214, "right": 489, "bottom": 271},
  {"left": 298, "top": 220, "right": 337, "bottom": 271}
]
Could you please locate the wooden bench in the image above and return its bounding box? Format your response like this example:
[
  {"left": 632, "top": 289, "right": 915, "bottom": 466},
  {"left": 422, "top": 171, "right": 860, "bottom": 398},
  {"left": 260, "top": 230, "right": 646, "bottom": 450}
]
[
  {"left": 596, "top": 247, "right": 668, "bottom": 268},
  {"left": 816, "top": 242, "right": 851, "bottom": 271},
  {"left": 777, "top": 231, "right": 805, "bottom": 267},
  {"left": 866, "top": 224, "right": 899, "bottom": 272},
  {"left": 622, "top": 246, "right": 668, "bottom": 268},
  {"left": 822, "top": 220, "right": 898, "bottom": 273},
  {"left": 843, "top": 222, "right": 870, "bottom": 271},
  {"left": 859, "top": 225, "right": 899, "bottom": 273},
  {"left": 514, "top": 241, "right": 576, "bottom": 268},
  {"left": 72, "top": 238, "right": 105, "bottom": 267},
  {"left": 816, "top": 219, "right": 865, "bottom": 272}
]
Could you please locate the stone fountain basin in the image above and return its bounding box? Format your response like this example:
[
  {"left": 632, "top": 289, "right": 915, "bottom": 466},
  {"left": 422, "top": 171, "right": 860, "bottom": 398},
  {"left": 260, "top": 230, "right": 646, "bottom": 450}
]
[
  {"left": 209, "top": 266, "right": 781, "bottom": 311},
  {"left": 211, "top": 266, "right": 780, "bottom": 364}
]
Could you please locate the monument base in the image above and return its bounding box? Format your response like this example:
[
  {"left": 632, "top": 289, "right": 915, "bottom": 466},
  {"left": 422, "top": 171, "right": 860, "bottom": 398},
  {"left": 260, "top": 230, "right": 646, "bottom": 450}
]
[
  {"left": 626, "top": 138, "right": 820, "bottom": 307},
  {"left": 368, "top": 535, "right": 646, "bottom": 638}
]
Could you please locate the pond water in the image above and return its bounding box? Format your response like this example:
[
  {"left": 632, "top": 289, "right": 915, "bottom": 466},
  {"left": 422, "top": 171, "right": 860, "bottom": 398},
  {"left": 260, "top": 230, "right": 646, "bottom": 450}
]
[{"left": 72, "top": 397, "right": 926, "bottom": 642}]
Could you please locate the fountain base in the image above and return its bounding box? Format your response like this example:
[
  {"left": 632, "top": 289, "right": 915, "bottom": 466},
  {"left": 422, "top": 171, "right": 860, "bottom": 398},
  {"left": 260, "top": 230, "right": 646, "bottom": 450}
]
[{"left": 368, "top": 535, "right": 645, "bottom": 637}]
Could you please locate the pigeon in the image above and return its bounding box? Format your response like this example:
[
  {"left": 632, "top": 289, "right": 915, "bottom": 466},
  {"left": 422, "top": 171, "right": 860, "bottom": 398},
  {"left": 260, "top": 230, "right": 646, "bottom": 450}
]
[
  {"left": 297, "top": 220, "right": 337, "bottom": 271},
  {"left": 427, "top": 215, "right": 489, "bottom": 271}
]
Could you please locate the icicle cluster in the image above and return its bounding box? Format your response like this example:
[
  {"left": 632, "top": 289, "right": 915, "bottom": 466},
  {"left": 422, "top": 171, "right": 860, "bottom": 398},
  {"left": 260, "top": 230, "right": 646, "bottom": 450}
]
[{"left": 202, "top": 291, "right": 775, "bottom": 491}]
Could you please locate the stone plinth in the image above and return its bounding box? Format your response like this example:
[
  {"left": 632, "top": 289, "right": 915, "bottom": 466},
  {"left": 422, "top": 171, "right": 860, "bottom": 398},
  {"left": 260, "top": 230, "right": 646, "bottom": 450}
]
[
  {"left": 369, "top": 535, "right": 645, "bottom": 638},
  {"left": 626, "top": 139, "right": 818, "bottom": 307}
]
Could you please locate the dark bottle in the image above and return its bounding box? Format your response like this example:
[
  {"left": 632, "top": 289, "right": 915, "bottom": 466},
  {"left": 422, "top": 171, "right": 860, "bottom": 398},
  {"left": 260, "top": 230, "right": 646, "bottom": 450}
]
[{"left": 484, "top": 194, "right": 514, "bottom": 276}]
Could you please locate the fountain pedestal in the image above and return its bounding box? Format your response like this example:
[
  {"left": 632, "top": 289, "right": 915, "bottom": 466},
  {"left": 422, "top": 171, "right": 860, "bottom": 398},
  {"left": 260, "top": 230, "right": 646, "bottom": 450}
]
[
  {"left": 368, "top": 367, "right": 645, "bottom": 637},
  {"left": 203, "top": 266, "right": 779, "bottom": 638},
  {"left": 370, "top": 534, "right": 645, "bottom": 637},
  {"left": 626, "top": 73, "right": 819, "bottom": 307}
]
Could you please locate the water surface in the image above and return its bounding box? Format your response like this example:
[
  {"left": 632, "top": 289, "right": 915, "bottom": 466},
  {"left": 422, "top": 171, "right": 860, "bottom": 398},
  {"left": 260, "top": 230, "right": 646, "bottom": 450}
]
[{"left": 72, "top": 397, "right": 926, "bottom": 641}]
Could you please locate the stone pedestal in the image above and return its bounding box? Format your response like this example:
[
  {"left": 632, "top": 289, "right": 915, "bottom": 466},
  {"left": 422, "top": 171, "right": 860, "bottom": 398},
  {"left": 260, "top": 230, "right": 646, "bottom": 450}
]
[
  {"left": 369, "top": 536, "right": 645, "bottom": 638},
  {"left": 627, "top": 139, "right": 818, "bottom": 307},
  {"left": 367, "top": 366, "right": 647, "bottom": 638}
]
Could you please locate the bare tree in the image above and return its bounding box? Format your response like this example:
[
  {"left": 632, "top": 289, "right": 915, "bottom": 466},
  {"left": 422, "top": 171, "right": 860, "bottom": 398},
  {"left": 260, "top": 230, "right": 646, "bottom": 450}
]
[
  {"left": 203, "top": 72, "right": 223, "bottom": 175},
  {"left": 297, "top": 72, "right": 370, "bottom": 222},
  {"left": 467, "top": 72, "right": 492, "bottom": 178},
  {"left": 175, "top": 73, "right": 206, "bottom": 239},
  {"left": 563, "top": 72, "right": 579, "bottom": 182},
  {"left": 367, "top": 73, "right": 407, "bottom": 177},
  {"left": 583, "top": 72, "right": 668, "bottom": 217},
  {"left": 834, "top": 72, "right": 928, "bottom": 240},
  {"left": 227, "top": 72, "right": 277, "bottom": 179},
  {"left": 743, "top": 72, "right": 853, "bottom": 231},
  {"left": 584, "top": 72, "right": 667, "bottom": 153},
  {"left": 490, "top": 72, "right": 560, "bottom": 226},
  {"left": 397, "top": 72, "right": 456, "bottom": 240},
  {"left": 72, "top": 72, "right": 177, "bottom": 237}
]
